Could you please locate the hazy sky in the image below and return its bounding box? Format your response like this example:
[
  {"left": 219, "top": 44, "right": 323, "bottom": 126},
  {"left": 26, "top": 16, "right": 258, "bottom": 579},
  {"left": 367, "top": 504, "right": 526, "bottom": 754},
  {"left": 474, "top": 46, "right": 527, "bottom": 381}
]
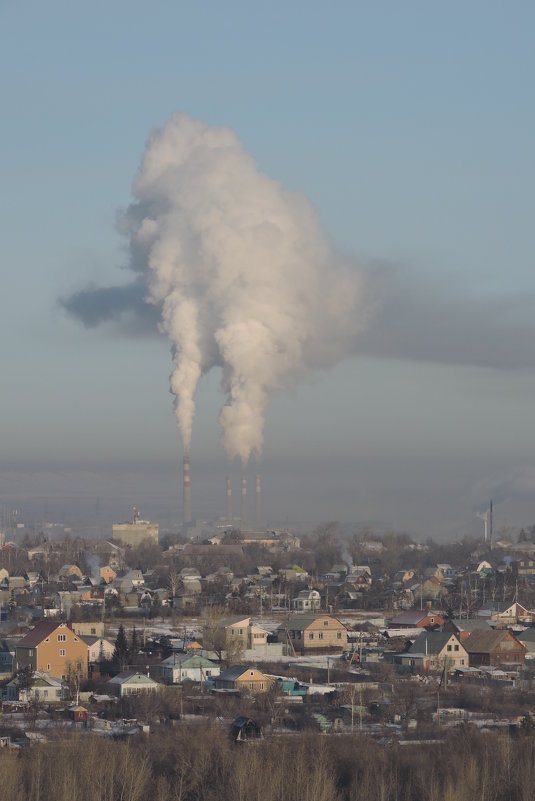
[{"left": 2, "top": 2, "right": 535, "bottom": 538}]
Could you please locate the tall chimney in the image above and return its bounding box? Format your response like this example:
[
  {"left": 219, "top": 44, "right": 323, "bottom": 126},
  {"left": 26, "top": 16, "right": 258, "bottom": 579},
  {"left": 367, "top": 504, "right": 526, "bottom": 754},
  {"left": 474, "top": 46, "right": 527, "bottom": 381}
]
[
  {"left": 240, "top": 476, "right": 247, "bottom": 527},
  {"left": 226, "top": 475, "right": 232, "bottom": 523},
  {"left": 183, "top": 455, "right": 192, "bottom": 525},
  {"left": 255, "top": 474, "right": 261, "bottom": 526}
]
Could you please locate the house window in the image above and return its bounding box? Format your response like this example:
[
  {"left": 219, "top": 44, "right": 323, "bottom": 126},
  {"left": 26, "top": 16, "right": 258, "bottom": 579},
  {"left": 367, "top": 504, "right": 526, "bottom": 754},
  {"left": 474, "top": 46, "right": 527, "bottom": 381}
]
[
  {"left": 59, "top": 649, "right": 66, "bottom": 656},
  {"left": 461, "top": 659, "right": 465, "bottom": 665},
  {"left": 238, "top": 629, "right": 243, "bottom": 635},
  {"left": 43, "top": 690, "right": 48, "bottom": 698},
  {"left": 447, "top": 645, "right": 452, "bottom": 652},
  {"left": 337, "top": 633, "right": 342, "bottom": 640},
  {"left": 58, "top": 634, "right": 66, "bottom": 642},
  {"left": 250, "top": 671, "right": 254, "bottom": 676},
  {"left": 250, "top": 683, "right": 254, "bottom": 689},
  {"left": 318, "top": 633, "right": 323, "bottom": 640},
  {"left": 324, "top": 620, "right": 328, "bottom": 626},
  {"left": 260, "top": 683, "right": 264, "bottom": 690},
  {"left": 454, "top": 645, "right": 459, "bottom": 652},
  {"left": 309, "top": 633, "right": 314, "bottom": 640},
  {"left": 47, "top": 664, "right": 51, "bottom": 671}
]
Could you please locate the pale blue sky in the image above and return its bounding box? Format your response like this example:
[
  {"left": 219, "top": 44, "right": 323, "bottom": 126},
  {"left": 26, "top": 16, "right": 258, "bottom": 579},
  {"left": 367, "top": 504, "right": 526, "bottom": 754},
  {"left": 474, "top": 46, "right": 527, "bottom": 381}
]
[{"left": 2, "top": 1, "right": 535, "bottom": 537}]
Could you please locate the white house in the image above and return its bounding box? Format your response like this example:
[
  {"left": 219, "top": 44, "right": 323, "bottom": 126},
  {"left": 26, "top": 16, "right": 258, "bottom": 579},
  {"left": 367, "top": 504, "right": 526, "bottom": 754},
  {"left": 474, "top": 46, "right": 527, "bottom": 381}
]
[
  {"left": 6, "top": 671, "right": 64, "bottom": 704},
  {"left": 292, "top": 589, "right": 321, "bottom": 612},
  {"left": 107, "top": 671, "right": 159, "bottom": 697},
  {"left": 159, "top": 654, "right": 220, "bottom": 684}
]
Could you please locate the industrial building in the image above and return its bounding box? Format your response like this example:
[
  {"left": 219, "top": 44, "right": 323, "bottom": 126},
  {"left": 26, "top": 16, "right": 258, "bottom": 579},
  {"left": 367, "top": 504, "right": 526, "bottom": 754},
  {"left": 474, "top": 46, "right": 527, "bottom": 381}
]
[{"left": 112, "top": 508, "right": 159, "bottom": 547}]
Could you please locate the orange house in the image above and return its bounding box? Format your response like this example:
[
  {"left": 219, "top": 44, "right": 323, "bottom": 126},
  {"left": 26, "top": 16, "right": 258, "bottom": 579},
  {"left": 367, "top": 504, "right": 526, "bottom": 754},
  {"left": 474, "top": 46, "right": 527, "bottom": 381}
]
[{"left": 15, "top": 621, "right": 88, "bottom": 680}]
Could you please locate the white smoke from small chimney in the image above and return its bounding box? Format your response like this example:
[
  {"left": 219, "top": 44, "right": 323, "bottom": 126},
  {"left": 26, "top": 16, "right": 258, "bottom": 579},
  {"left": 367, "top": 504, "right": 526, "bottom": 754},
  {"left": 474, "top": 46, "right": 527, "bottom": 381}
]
[{"left": 123, "top": 113, "right": 369, "bottom": 464}]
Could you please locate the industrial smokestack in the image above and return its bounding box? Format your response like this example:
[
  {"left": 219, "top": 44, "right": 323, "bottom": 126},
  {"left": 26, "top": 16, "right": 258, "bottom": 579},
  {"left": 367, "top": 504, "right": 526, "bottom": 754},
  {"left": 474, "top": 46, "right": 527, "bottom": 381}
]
[
  {"left": 241, "top": 476, "right": 247, "bottom": 527},
  {"left": 183, "top": 455, "right": 192, "bottom": 525},
  {"left": 226, "top": 475, "right": 232, "bottom": 523},
  {"left": 255, "top": 474, "right": 261, "bottom": 526},
  {"left": 489, "top": 499, "right": 493, "bottom": 545}
]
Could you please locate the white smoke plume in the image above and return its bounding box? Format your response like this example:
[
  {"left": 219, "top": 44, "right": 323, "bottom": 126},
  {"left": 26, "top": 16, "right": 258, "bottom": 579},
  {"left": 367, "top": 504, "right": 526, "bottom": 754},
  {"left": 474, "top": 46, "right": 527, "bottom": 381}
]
[{"left": 121, "top": 113, "right": 369, "bottom": 465}]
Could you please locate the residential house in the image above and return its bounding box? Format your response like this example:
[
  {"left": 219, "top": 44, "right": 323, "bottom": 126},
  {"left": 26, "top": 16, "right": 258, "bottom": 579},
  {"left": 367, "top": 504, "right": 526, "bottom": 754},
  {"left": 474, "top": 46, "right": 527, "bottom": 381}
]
[
  {"left": 100, "top": 566, "right": 117, "bottom": 584},
  {"left": 437, "top": 564, "right": 456, "bottom": 579},
  {"left": 6, "top": 671, "right": 64, "bottom": 704},
  {"left": 0, "top": 638, "right": 19, "bottom": 676},
  {"left": 388, "top": 611, "right": 444, "bottom": 630},
  {"left": 277, "top": 614, "right": 348, "bottom": 654},
  {"left": 203, "top": 617, "right": 269, "bottom": 655},
  {"left": 214, "top": 665, "right": 272, "bottom": 694},
  {"left": 491, "top": 601, "right": 535, "bottom": 625},
  {"left": 58, "top": 564, "right": 83, "bottom": 580},
  {"left": 123, "top": 569, "right": 145, "bottom": 588},
  {"left": 348, "top": 566, "right": 372, "bottom": 590},
  {"left": 14, "top": 620, "right": 88, "bottom": 679},
  {"left": 72, "top": 621, "right": 105, "bottom": 638},
  {"left": 82, "top": 636, "right": 115, "bottom": 664},
  {"left": 516, "top": 628, "right": 535, "bottom": 658},
  {"left": 444, "top": 618, "right": 493, "bottom": 643},
  {"left": 292, "top": 589, "right": 321, "bottom": 612},
  {"left": 159, "top": 654, "right": 220, "bottom": 684},
  {"left": 107, "top": 671, "right": 159, "bottom": 697},
  {"left": 464, "top": 629, "right": 527, "bottom": 667},
  {"left": 398, "top": 632, "right": 469, "bottom": 672}
]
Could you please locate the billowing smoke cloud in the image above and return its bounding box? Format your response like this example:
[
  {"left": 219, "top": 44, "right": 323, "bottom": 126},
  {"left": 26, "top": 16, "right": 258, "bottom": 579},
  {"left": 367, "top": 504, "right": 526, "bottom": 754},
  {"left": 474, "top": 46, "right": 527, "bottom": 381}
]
[
  {"left": 119, "top": 113, "right": 367, "bottom": 464},
  {"left": 475, "top": 465, "right": 535, "bottom": 512}
]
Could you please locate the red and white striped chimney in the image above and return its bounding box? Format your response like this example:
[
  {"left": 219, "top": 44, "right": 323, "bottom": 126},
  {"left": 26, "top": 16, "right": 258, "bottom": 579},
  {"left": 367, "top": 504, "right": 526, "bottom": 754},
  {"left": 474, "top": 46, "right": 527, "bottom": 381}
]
[{"left": 183, "top": 455, "right": 192, "bottom": 525}]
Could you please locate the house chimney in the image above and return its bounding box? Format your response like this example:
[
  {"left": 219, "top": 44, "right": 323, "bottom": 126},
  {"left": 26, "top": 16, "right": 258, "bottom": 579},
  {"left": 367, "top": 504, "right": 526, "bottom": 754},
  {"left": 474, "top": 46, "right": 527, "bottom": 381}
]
[
  {"left": 240, "top": 476, "right": 247, "bottom": 527},
  {"left": 226, "top": 475, "right": 232, "bottom": 523},
  {"left": 183, "top": 455, "right": 192, "bottom": 525}
]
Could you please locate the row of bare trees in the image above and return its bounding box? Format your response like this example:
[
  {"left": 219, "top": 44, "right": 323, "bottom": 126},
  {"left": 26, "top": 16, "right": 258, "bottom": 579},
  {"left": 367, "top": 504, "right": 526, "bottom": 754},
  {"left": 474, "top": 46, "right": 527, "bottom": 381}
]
[{"left": 1, "top": 725, "right": 535, "bottom": 801}]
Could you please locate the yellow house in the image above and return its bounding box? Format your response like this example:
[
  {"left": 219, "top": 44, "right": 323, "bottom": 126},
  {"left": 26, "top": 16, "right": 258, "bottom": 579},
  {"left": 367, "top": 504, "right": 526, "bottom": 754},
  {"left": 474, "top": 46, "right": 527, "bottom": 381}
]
[
  {"left": 15, "top": 621, "right": 88, "bottom": 680},
  {"left": 277, "top": 614, "right": 348, "bottom": 654},
  {"left": 214, "top": 665, "right": 272, "bottom": 694}
]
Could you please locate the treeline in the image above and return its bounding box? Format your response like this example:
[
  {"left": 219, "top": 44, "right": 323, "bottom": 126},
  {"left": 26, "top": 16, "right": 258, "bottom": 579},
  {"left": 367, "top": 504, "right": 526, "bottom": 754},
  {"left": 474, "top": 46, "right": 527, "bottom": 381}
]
[{"left": 1, "top": 725, "right": 535, "bottom": 801}]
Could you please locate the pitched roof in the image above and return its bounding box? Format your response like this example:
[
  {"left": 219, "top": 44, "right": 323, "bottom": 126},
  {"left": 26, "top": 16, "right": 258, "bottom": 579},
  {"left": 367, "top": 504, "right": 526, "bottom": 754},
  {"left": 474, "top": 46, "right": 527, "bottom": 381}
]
[
  {"left": 218, "top": 665, "right": 259, "bottom": 682},
  {"left": 279, "top": 614, "right": 342, "bottom": 631},
  {"left": 108, "top": 671, "right": 158, "bottom": 685},
  {"left": 389, "top": 611, "right": 430, "bottom": 626},
  {"left": 449, "top": 618, "right": 492, "bottom": 632},
  {"left": 16, "top": 621, "right": 66, "bottom": 648},
  {"left": 464, "top": 629, "right": 526, "bottom": 653},
  {"left": 407, "top": 632, "right": 459, "bottom": 656}
]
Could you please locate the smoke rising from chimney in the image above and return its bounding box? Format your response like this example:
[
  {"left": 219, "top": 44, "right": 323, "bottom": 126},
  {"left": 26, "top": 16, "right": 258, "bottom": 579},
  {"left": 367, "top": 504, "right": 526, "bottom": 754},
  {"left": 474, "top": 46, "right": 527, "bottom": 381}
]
[{"left": 122, "top": 113, "right": 368, "bottom": 465}]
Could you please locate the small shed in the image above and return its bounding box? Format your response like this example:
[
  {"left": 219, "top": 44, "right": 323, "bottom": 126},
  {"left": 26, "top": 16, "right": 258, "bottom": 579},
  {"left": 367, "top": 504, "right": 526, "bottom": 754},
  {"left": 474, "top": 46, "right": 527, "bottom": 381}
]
[
  {"left": 231, "top": 716, "right": 264, "bottom": 742},
  {"left": 68, "top": 704, "right": 88, "bottom": 723}
]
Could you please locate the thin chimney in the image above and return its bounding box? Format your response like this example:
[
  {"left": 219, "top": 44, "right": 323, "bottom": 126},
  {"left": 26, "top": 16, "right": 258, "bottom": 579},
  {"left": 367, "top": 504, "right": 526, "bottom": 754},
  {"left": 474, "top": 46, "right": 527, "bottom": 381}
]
[
  {"left": 241, "top": 476, "right": 247, "bottom": 527},
  {"left": 255, "top": 474, "right": 261, "bottom": 525},
  {"left": 183, "top": 455, "right": 192, "bottom": 525},
  {"left": 226, "top": 475, "right": 232, "bottom": 523}
]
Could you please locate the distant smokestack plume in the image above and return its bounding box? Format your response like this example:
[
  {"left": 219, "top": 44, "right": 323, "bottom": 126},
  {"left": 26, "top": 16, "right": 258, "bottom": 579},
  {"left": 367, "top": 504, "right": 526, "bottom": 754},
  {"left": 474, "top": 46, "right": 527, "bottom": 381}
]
[
  {"left": 255, "top": 474, "right": 261, "bottom": 525},
  {"left": 241, "top": 477, "right": 247, "bottom": 526},
  {"left": 226, "top": 475, "right": 232, "bottom": 523},
  {"left": 121, "top": 113, "right": 368, "bottom": 468},
  {"left": 183, "top": 455, "right": 192, "bottom": 525}
]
